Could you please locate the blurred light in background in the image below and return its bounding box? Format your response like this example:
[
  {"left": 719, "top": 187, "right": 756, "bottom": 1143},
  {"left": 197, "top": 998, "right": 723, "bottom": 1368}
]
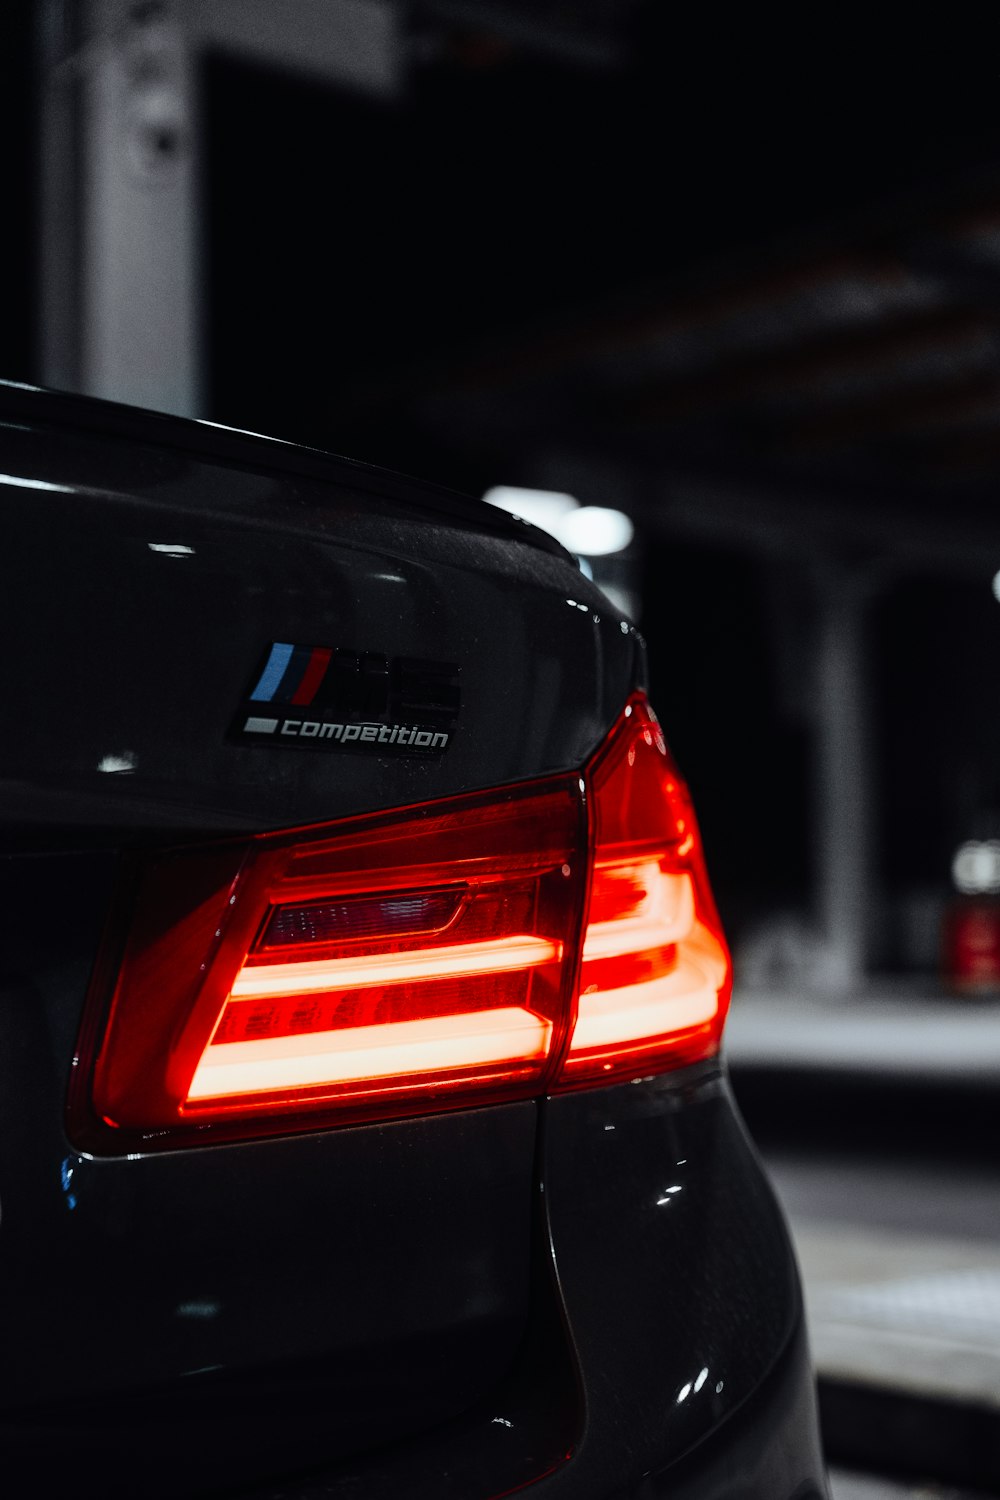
[
  {"left": 482, "top": 486, "right": 579, "bottom": 535},
  {"left": 557, "top": 505, "right": 634, "bottom": 557},
  {"left": 482, "top": 487, "right": 633, "bottom": 556},
  {"left": 951, "top": 840, "right": 1000, "bottom": 895},
  {"left": 991, "top": 570, "right": 1000, "bottom": 604},
  {"left": 482, "top": 486, "right": 639, "bottom": 620}
]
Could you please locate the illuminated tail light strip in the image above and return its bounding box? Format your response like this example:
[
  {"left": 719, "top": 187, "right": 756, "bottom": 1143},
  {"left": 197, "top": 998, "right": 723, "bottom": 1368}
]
[
  {"left": 580, "top": 865, "right": 695, "bottom": 959},
  {"left": 72, "top": 694, "right": 731, "bottom": 1151},
  {"left": 564, "top": 930, "right": 729, "bottom": 1057},
  {"left": 559, "top": 699, "right": 731, "bottom": 1083},
  {"left": 229, "top": 935, "right": 563, "bottom": 998},
  {"left": 188, "top": 1007, "right": 552, "bottom": 1100}
]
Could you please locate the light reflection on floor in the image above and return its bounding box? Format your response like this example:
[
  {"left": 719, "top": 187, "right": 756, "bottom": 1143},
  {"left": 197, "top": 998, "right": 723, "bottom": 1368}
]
[{"left": 831, "top": 1471, "right": 988, "bottom": 1499}]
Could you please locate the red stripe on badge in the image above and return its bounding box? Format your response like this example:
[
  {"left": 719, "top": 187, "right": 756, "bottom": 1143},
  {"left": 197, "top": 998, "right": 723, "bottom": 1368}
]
[{"left": 291, "top": 647, "right": 332, "bottom": 706}]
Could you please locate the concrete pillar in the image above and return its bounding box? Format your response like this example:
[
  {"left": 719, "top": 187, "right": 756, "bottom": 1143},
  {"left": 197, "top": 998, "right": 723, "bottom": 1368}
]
[
  {"left": 38, "top": 0, "right": 399, "bottom": 418},
  {"left": 812, "top": 564, "right": 875, "bottom": 992}
]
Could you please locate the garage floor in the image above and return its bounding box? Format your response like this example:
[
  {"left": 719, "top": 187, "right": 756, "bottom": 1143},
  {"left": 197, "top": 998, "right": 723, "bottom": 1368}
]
[
  {"left": 728, "top": 984, "right": 1000, "bottom": 1494},
  {"left": 830, "top": 1474, "right": 988, "bottom": 1499}
]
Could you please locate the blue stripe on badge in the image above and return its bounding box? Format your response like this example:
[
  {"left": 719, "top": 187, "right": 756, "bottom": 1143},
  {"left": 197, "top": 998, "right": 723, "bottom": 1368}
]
[
  {"left": 249, "top": 642, "right": 295, "bottom": 702},
  {"left": 272, "top": 644, "right": 313, "bottom": 704}
]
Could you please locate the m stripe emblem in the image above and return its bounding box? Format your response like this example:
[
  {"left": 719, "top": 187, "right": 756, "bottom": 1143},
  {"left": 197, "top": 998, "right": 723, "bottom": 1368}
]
[
  {"left": 250, "top": 642, "right": 294, "bottom": 702},
  {"left": 250, "top": 643, "right": 332, "bottom": 706},
  {"left": 291, "top": 646, "right": 332, "bottom": 705}
]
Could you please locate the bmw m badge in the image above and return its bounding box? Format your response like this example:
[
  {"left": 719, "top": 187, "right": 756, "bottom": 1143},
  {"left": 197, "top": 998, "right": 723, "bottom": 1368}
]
[{"left": 231, "top": 642, "right": 460, "bottom": 757}]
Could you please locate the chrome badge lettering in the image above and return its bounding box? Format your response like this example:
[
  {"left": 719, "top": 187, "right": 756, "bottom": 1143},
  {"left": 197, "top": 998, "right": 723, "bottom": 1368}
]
[
  {"left": 231, "top": 644, "right": 459, "bottom": 757},
  {"left": 245, "top": 717, "right": 450, "bottom": 748}
]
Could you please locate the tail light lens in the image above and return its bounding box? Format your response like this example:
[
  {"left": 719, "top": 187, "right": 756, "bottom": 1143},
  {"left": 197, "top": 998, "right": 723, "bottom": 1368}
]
[
  {"left": 72, "top": 695, "right": 730, "bottom": 1150},
  {"left": 560, "top": 698, "right": 731, "bottom": 1082},
  {"left": 83, "top": 784, "right": 584, "bottom": 1137}
]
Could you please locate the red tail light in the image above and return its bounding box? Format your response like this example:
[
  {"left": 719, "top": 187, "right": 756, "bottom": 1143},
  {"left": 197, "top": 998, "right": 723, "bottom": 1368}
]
[
  {"left": 72, "top": 695, "right": 730, "bottom": 1150},
  {"left": 560, "top": 698, "right": 731, "bottom": 1083}
]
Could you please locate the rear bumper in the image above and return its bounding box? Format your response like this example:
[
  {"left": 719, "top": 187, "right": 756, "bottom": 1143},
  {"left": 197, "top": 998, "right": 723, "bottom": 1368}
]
[
  {"left": 241, "top": 1064, "right": 829, "bottom": 1499},
  {"left": 533, "top": 1062, "right": 828, "bottom": 1499},
  {"left": 237, "top": 1297, "right": 826, "bottom": 1500},
  {"left": 625, "top": 1313, "right": 827, "bottom": 1500},
  {"left": 2, "top": 1043, "right": 826, "bottom": 1499}
]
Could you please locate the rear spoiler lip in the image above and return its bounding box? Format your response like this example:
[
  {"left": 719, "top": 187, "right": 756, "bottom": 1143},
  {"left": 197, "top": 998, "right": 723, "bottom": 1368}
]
[{"left": 0, "top": 379, "right": 576, "bottom": 563}]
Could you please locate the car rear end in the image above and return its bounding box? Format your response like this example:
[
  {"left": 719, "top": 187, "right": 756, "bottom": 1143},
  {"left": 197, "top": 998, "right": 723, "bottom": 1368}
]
[{"left": 0, "top": 381, "right": 828, "bottom": 1498}]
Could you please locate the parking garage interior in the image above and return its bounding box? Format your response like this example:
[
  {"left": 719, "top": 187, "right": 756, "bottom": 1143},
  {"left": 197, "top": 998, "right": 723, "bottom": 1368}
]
[{"left": 6, "top": 4, "right": 1000, "bottom": 1495}]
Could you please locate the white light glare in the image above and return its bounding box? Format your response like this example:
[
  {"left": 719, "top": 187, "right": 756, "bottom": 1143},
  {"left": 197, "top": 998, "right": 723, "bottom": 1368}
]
[
  {"left": 97, "top": 751, "right": 137, "bottom": 774},
  {"left": 952, "top": 840, "right": 1000, "bottom": 895},
  {"left": 556, "top": 506, "right": 635, "bottom": 557},
  {"left": 0, "top": 473, "right": 75, "bottom": 494},
  {"left": 482, "top": 487, "right": 578, "bottom": 534},
  {"left": 482, "top": 487, "right": 634, "bottom": 556},
  {"left": 992, "top": 570, "right": 1000, "bottom": 603}
]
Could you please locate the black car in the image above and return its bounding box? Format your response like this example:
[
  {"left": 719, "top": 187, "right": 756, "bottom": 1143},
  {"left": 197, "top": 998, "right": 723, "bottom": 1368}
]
[{"left": 0, "top": 380, "right": 827, "bottom": 1499}]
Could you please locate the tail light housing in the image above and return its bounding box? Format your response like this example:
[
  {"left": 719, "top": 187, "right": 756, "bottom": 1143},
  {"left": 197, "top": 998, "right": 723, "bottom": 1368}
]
[{"left": 71, "top": 695, "right": 731, "bottom": 1151}]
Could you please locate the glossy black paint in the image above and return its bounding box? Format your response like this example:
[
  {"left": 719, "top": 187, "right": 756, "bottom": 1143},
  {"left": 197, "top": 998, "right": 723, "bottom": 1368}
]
[
  {"left": 0, "top": 383, "right": 826, "bottom": 1498},
  {"left": 539, "top": 1066, "right": 804, "bottom": 1491},
  {"left": 224, "top": 1072, "right": 827, "bottom": 1500},
  {"left": 0, "top": 383, "right": 641, "bottom": 837},
  {"left": 0, "top": 1013, "right": 826, "bottom": 1499}
]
